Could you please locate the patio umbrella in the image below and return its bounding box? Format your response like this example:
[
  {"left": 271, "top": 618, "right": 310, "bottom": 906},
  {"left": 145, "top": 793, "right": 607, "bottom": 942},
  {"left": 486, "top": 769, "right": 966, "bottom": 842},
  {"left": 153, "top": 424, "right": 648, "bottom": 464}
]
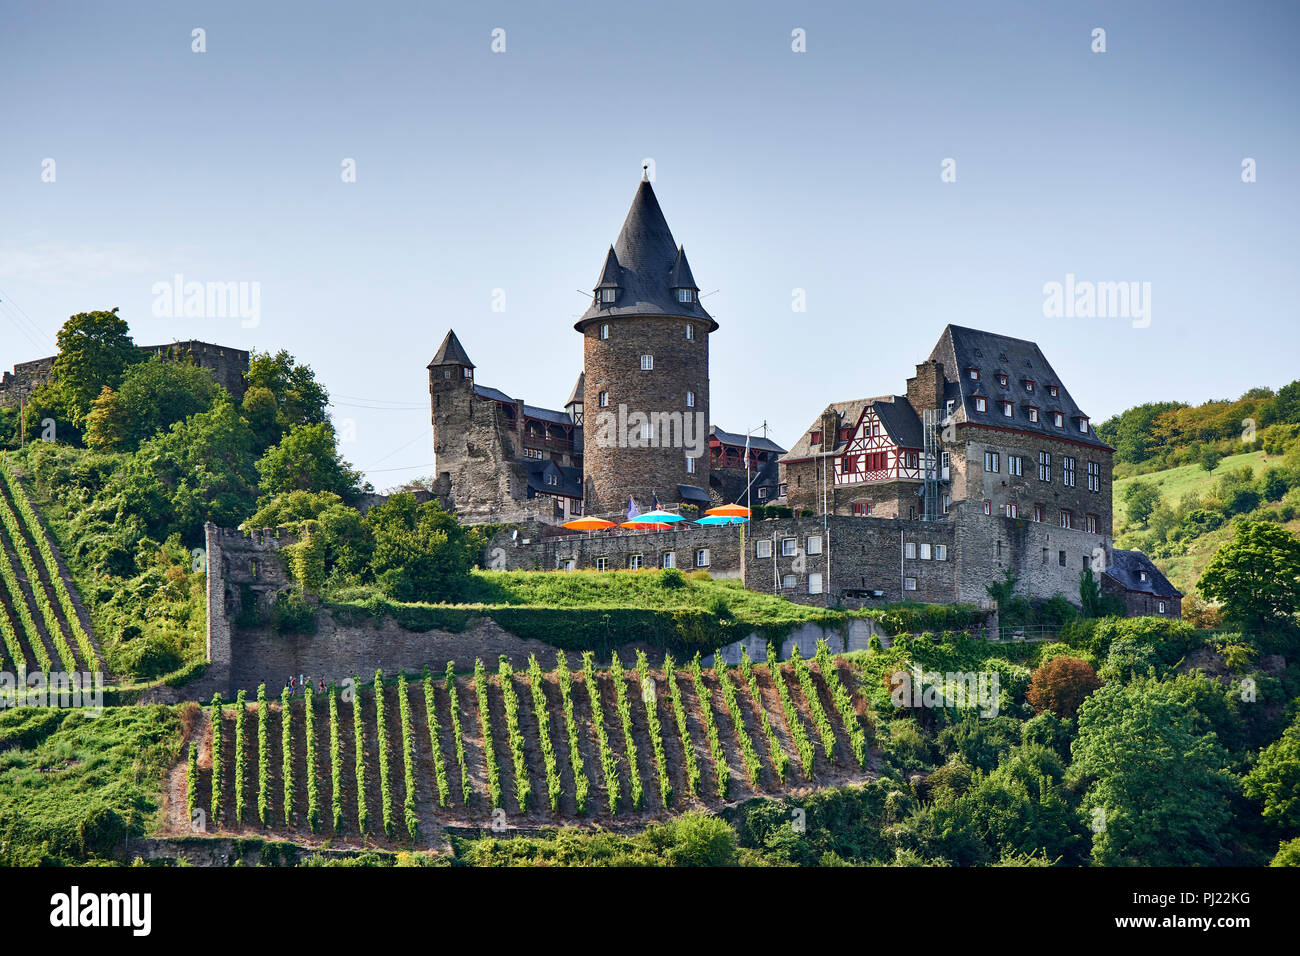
[
  {"left": 706, "top": 503, "right": 750, "bottom": 518},
  {"left": 562, "top": 517, "right": 616, "bottom": 531},
  {"left": 628, "top": 509, "right": 685, "bottom": 523},
  {"left": 696, "top": 514, "right": 746, "bottom": 525},
  {"left": 619, "top": 521, "right": 671, "bottom": 531}
]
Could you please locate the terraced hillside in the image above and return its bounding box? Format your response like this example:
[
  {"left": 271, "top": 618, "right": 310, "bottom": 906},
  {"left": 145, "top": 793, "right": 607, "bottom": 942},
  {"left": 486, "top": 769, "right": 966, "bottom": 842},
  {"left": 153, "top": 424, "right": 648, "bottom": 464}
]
[
  {"left": 175, "top": 643, "right": 876, "bottom": 845},
  {"left": 0, "top": 459, "right": 103, "bottom": 676}
]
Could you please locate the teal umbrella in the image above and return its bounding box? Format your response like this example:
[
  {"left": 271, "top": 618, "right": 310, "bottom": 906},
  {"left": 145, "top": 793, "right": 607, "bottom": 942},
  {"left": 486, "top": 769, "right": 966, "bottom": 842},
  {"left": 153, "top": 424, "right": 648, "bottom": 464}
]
[
  {"left": 629, "top": 509, "right": 685, "bottom": 523},
  {"left": 696, "top": 514, "right": 747, "bottom": 525}
]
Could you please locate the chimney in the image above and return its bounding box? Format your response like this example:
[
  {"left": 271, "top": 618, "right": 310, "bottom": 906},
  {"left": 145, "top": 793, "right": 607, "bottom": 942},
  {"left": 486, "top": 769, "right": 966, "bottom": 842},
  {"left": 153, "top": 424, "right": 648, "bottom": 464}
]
[{"left": 906, "top": 360, "right": 945, "bottom": 413}]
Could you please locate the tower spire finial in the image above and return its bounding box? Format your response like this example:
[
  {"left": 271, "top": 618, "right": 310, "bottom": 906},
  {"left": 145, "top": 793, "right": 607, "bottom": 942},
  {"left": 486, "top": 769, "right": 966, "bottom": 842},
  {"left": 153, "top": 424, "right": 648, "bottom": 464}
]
[{"left": 641, "top": 162, "right": 648, "bottom": 182}]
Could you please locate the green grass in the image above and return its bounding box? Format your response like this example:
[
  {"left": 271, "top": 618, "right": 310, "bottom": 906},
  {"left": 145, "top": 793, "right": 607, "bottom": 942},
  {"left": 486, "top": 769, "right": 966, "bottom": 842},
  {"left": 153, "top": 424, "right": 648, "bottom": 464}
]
[
  {"left": 1113, "top": 449, "right": 1280, "bottom": 519},
  {"left": 0, "top": 704, "right": 182, "bottom": 865}
]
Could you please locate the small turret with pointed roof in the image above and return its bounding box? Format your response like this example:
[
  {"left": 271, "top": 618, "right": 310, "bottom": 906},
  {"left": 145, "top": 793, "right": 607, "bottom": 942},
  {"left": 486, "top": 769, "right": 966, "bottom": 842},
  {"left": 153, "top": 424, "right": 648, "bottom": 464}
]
[{"left": 428, "top": 329, "right": 475, "bottom": 369}]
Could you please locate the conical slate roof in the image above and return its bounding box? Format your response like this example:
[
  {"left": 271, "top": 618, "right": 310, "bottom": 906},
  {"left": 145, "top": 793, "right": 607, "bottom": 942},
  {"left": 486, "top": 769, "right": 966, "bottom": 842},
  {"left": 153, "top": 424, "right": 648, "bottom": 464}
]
[
  {"left": 428, "top": 329, "right": 475, "bottom": 369},
  {"left": 575, "top": 176, "right": 717, "bottom": 331},
  {"left": 566, "top": 372, "right": 585, "bottom": 407}
]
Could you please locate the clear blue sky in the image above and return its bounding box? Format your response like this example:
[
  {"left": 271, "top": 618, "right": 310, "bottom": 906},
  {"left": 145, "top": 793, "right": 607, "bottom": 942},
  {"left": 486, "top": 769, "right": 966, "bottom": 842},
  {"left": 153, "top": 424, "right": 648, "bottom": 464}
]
[{"left": 2, "top": 0, "right": 1297, "bottom": 487}]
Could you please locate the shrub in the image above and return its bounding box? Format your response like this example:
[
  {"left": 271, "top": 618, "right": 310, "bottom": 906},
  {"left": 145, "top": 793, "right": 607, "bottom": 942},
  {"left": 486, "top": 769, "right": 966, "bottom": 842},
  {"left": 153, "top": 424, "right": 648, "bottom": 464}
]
[
  {"left": 1026, "top": 656, "right": 1100, "bottom": 719},
  {"left": 271, "top": 589, "right": 317, "bottom": 635}
]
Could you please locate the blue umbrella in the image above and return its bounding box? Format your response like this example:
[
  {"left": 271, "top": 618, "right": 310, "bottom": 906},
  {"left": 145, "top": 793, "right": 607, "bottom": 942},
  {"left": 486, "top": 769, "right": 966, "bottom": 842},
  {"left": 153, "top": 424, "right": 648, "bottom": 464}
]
[
  {"left": 628, "top": 509, "right": 686, "bottom": 523},
  {"left": 696, "top": 514, "right": 747, "bottom": 525}
]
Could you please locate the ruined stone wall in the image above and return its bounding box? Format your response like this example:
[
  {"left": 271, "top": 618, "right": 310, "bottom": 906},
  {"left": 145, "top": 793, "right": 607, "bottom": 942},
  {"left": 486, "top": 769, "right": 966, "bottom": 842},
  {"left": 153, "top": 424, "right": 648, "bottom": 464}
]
[{"left": 485, "top": 522, "right": 742, "bottom": 576}]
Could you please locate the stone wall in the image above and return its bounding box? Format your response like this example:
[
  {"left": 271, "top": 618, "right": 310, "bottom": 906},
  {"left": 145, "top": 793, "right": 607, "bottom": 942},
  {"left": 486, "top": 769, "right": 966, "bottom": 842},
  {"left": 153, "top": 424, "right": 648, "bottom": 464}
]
[
  {"left": 485, "top": 521, "right": 743, "bottom": 576},
  {"left": 1101, "top": 578, "right": 1182, "bottom": 619}
]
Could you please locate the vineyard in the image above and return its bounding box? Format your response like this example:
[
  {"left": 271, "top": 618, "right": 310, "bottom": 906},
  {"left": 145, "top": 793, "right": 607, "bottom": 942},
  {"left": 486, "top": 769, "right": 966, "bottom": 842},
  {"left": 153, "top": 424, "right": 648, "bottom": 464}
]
[
  {"left": 0, "top": 458, "right": 103, "bottom": 678},
  {"left": 180, "top": 642, "right": 877, "bottom": 844}
]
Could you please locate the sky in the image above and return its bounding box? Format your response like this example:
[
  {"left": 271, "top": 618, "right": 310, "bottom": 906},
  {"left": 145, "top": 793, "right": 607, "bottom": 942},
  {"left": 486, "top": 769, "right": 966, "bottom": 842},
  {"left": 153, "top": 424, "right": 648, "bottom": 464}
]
[{"left": 2, "top": 0, "right": 1297, "bottom": 487}]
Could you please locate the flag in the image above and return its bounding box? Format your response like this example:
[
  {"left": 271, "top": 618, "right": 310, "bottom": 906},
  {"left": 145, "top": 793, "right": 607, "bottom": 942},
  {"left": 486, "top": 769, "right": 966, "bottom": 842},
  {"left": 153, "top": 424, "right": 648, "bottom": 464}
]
[
  {"left": 627, "top": 496, "right": 640, "bottom": 521},
  {"left": 652, "top": 491, "right": 660, "bottom": 510}
]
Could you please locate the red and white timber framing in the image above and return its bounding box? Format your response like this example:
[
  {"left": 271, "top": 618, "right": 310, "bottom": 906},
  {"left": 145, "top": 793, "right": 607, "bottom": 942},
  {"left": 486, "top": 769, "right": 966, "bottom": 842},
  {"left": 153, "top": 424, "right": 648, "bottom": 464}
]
[{"left": 833, "top": 405, "right": 923, "bottom": 485}]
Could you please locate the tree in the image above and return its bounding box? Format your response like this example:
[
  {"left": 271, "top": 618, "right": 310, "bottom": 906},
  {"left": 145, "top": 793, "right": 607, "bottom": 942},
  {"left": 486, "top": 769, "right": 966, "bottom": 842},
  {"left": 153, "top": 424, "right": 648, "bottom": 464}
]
[
  {"left": 1071, "top": 678, "right": 1238, "bottom": 866},
  {"left": 1198, "top": 520, "right": 1300, "bottom": 632},
  {"left": 243, "top": 350, "right": 330, "bottom": 450},
  {"left": 365, "top": 494, "right": 480, "bottom": 602},
  {"left": 1096, "top": 401, "right": 1187, "bottom": 465},
  {"left": 83, "top": 356, "right": 223, "bottom": 451},
  {"left": 1079, "top": 568, "right": 1123, "bottom": 618},
  {"left": 1027, "top": 656, "right": 1100, "bottom": 719},
  {"left": 1243, "top": 715, "right": 1300, "bottom": 829},
  {"left": 50, "top": 308, "right": 139, "bottom": 425},
  {"left": 256, "top": 422, "right": 362, "bottom": 499},
  {"left": 1261, "top": 469, "right": 1289, "bottom": 503},
  {"left": 1199, "top": 446, "right": 1224, "bottom": 472},
  {"left": 1122, "top": 480, "right": 1161, "bottom": 526}
]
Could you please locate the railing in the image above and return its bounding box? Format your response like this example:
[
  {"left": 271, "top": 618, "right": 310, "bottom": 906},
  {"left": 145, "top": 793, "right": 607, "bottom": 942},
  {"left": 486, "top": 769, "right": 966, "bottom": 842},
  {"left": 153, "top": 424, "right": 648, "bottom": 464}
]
[{"left": 985, "top": 625, "right": 1061, "bottom": 644}]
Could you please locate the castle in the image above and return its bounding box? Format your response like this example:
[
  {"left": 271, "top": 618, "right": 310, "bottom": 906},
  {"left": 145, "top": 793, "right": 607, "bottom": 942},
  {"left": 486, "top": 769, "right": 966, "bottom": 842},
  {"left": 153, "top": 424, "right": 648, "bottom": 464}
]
[{"left": 443, "top": 173, "right": 1181, "bottom": 619}]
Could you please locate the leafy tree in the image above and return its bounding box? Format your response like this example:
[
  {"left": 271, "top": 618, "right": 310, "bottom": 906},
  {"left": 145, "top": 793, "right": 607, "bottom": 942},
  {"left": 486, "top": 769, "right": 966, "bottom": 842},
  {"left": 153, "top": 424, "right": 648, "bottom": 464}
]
[
  {"left": 1272, "top": 838, "right": 1300, "bottom": 866},
  {"left": 1079, "top": 568, "right": 1124, "bottom": 617},
  {"left": 1199, "top": 520, "right": 1300, "bottom": 633},
  {"left": 1096, "top": 401, "right": 1187, "bottom": 465},
  {"left": 1071, "top": 678, "right": 1238, "bottom": 866},
  {"left": 243, "top": 350, "right": 330, "bottom": 449},
  {"left": 1122, "top": 480, "right": 1161, "bottom": 526},
  {"left": 245, "top": 490, "right": 374, "bottom": 585},
  {"left": 256, "top": 422, "right": 362, "bottom": 499},
  {"left": 364, "top": 494, "right": 480, "bottom": 602},
  {"left": 1199, "top": 446, "right": 1224, "bottom": 472},
  {"left": 50, "top": 308, "right": 139, "bottom": 425},
  {"left": 83, "top": 356, "right": 223, "bottom": 451},
  {"left": 1027, "top": 656, "right": 1100, "bottom": 719},
  {"left": 986, "top": 568, "right": 1018, "bottom": 607},
  {"left": 1243, "top": 714, "right": 1300, "bottom": 829},
  {"left": 1262, "top": 469, "right": 1290, "bottom": 502}
]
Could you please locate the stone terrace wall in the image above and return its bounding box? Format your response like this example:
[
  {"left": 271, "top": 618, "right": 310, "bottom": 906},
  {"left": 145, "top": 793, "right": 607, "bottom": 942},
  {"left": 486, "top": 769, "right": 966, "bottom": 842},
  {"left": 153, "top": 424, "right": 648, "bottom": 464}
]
[{"left": 486, "top": 522, "right": 743, "bottom": 576}]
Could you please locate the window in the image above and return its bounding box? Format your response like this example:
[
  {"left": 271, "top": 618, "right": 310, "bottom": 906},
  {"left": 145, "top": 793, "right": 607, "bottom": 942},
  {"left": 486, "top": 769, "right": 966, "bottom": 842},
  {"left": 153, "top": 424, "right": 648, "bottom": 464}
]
[
  {"left": 756, "top": 539, "right": 773, "bottom": 558},
  {"left": 1001, "top": 401, "right": 1013, "bottom": 417},
  {"left": 781, "top": 538, "right": 797, "bottom": 556},
  {"left": 661, "top": 552, "right": 676, "bottom": 569},
  {"left": 1087, "top": 460, "right": 1101, "bottom": 491},
  {"left": 983, "top": 499, "right": 992, "bottom": 516},
  {"left": 941, "top": 493, "right": 951, "bottom": 514},
  {"left": 1053, "top": 412, "right": 1064, "bottom": 428},
  {"left": 600, "top": 323, "right": 610, "bottom": 339},
  {"left": 594, "top": 557, "right": 609, "bottom": 571},
  {"left": 808, "top": 573, "right": 823, "bottom": 595},
  {"left": 920, "top": 543, "right": 932, "bottom": 560},
  {"left": 561, "top": 559, "right": 576, "bottom": 572},
  {"left": 974, "top": 397, "right": 987, "bottom": 413},
  {"left": 997, "top": 373, "right": 1008, "bottom": 387},
  {"left": 600, "top": 288, "right": 616, "bottom": 303},
  {"left": 677, "top": 289, "right": 693, "bottom": 303},
  {"left": 904, "top": 542, "right": 917, "bottom": 559},
  {"left": 843, "top": 455, "right": 857, "bottom": 474},
  {"left": 628, "top": 554, "right": 643, "bottom": 570},
  {"left": 463, "top": 367, "right": 472, "bottom": 378},
  {"left": 758, "top": 486, "right": 769, "bottom": 501},
  {"left": 778, "top": 483, "right": 787, "bottom": 497},
  {"left": 1158, "top": 601, "right": 1167, "bottom": 614},
  {"left": 1033, "top": 504, "right": 1043, "bottom": 522},
  {"left": 1085, "top": 514, "right": 1098, "bottom": 533},
  {"left": 545, "top": 473, "right": 558, "bottom": 486},
  {"left": 782, "top": 573, "right": 797, "bottom": 589},
  {"left": 852, "top": 502, "right": 872, "bottom": 516},
  {"left": 1027, "top": 407, "right": 1039, "bottom": 423},
  {"left": 1063, "top": 456, "right": 1077, "bottom": 487},
  {"left": 443, "top": 369, "right": 451, "bottom": 379},
  {"left": 1005, "top": 503, "right": 1019, "bottom": 518},
  {"left": 686, "top": 390, "right": 695, "bottom": 408},
  {"left": 984, "top": 451, "right": 1000, "bottom": 473},
  {"left": 640, "top": 354, "right": 653, "bottom": 371},
  {"left": 1008, "top": 455, "right": 1024, "bottom": 476},
  {"left": 1078, "top": 417, "right": 1089, "bottom": 434},
  {"left": 904, "top": 577, "right": 917, "bottom": 591},
  {"left": 905, "top": 451, "right": 919, "bottom": 469},
  {"left": 685, "top": 323, "right": 694, "bottom": 340},
  {"left": 1048, "top": 385, "right": 1059, "bottom": 397},
  {"left": 935, "top": 544, "right": 948, "bottom": 561},
  {"left": 941, "top": 451, "right": 950, "bottom": 471},
  {"left": 523, "top": 447, "right": 544, "bottom": 460},
  {"left": 1139, "top": 570, "right": 1148, "bottom": 583},
  {"left": 686, "top": 455, "right": 696, "bottom": 474},
  {"left": 810, "top": 430, "right": 822, "bottom": 445},
  {"left": 1038, "top": 451, "right": 1051, "bottom": 482},
  {"left": 599, "top": 391, "right": 609, "bottom": 408},
  {"left": 1024, "top": 380, "right": 1035, "bottom": 393},
  {"left": 1058, "top": 550, "right": 1066, "bottom": 567},
  {"left": 945, "top": 399, "right": 955, "bottom": 418},
  {"left": 807, "top": 535, "right": 823, "bottom": 555},
  {"left": 967, "top": 368, "right": 980, "bottom": 381},
  {"left": 696, "top": 548, "right": 710, "bottom": 568},
  {"left": 1059, "top": 509, "right": 1074, "bottom": 530}
]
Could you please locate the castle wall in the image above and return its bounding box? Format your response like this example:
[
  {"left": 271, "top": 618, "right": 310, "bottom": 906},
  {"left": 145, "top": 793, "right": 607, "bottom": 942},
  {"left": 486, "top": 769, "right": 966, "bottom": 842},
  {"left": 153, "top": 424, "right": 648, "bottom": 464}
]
[{"left": 485, "top": 522, "right": 742, "bottom": 575}]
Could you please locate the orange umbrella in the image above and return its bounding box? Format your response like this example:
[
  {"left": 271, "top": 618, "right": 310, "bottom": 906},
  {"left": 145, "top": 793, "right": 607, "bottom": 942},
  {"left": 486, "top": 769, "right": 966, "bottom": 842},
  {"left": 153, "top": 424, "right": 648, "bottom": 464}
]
[
  {"left": 619, "top": 521, "right": 671, "bottom": 531},
  {"left": 563, "top": 517, "right": 616, "bottom": 531},
  {"left": 706, "top": 503, "right": 750, "bottom": 518}
]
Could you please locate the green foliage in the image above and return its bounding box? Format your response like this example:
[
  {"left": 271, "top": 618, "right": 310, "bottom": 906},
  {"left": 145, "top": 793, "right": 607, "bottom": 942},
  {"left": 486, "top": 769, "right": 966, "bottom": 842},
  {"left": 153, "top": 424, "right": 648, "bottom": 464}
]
[
  {"left": 242, "top": 349, "right": 331, "bottom": 451},
  {"left": 280, "top": 687, "right": 294, "bottom": 826},
  {"left": 609, "top": 651, "right": 644, "bottom": 811},
  {"left": 83, "top": 357, "right": 223, "bottom": 452},
  {"left": 554, "top": 651, "right": 589, "bottom": 814},
  {"left": 635, "top": 650, "right": 673, "bottom": 808},
  {"left": 816, "top": 639, "right": 868, "bottom": 767},
  {"left": 1243, "top": 713, "right": 1300, "bottom": 829},
  {"left": 256, "top": 684, "right": 270, "bottom": 826},
  {"left": 209, "top": 695, "right": 223, "bottom": 825},
  {"left": 270, "top": 589, "right": 317, "bottom": 635},
  {"left": 738, "top": 646, "right": 788, "bottom": 783},
  {"left": 498, "top": 658, "right": 531, "bottom": 814},
  {"left": 365, "top": 494, "right": 480, "bottom": 603},
  {"left": 304, "top": 686, "right": 319, "bottom": 832},
  {"left": 256, "top": 422, "right": 361, "bottom": 500},
  {"left": 1199, "top": 520, "right": 1300, "bottom": 634},
  {"left": 689, "top": 653, "right": 730, "bottom": 798},
  {"left": 1122, "top": 480, "right": 1161, "bottom": 526},
  {"left": 373, "top": 670, "right": 394, "bottom": 837},
  {"left": 397, "top": 673, "right": 419, "bottom": 839},
  {"left": 51, "top": 308, "right": 140, "bottom": 427},
  {"left": 186, "top": 741, "right": 199, "bottom": 822},
  {"left": 582, "top": 651, "right": 620, "bottom": 814},
  {"left": 662, "top": 653, "right": 700, "bottom": 799},
  {"left": 714, "top": 654, "right": 762, "bottom": 788},
  {"left": 422, "top": 667, "right": 450, "bottom": 808},
  {"left": 351, "top": 679, "right": 369, "bottom": 833},
  {"left": 473, "top": 659, "right": 502, "bottom": 810},
  {"left": 526, "top": 655, "right": 562, "bottom": 814},
  {"left": 1272, "top": 838, "right": 1300, "bottom": 866},
  {"left": 328, "top": 683, "right": 343, "bottom": 831},
  {"left": 445, "top": 661, "right": 471, "bottom": 805},
  {"left": 1199, "top": 446, "right": 1224, "bottom": 472}
]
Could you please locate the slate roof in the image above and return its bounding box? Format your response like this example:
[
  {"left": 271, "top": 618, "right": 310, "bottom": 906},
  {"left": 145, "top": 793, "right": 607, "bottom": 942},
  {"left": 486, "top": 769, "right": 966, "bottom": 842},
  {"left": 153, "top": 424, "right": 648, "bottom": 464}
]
[
  {"left": 782, "top": 395, "right": 923, "bottom": 462},
  {"left": 710, "top": 456, "right": 781, "bottom": 507},
  {"left": 473, "top": 383, "right": 516, "bottom": 404},
  {"left": 677, "top": 484, "right": 713, "bottom": 505},
  {"left": 575, "top": 176, "right": 718, "bottom": 332},
  {"left": 525, "top": 460, "right": 583, "bottom": 500},
  {"left": 474, "top": 384, "right": 578, "bottom": 436},
  {"left": 1103, "top": 549, "right": 1183, "bottom": 597},
  {"left": 710, "top": 425, "right": 786, "bottom": 455},
  {"left": 927, "top": 324, "right": 1109, "bottom": 450},
  {"left": 428, "top": 329, "right": 475, "bottom": 369},
  {"left": 566, "top": 372, "right": 585, "bottom": 408}
]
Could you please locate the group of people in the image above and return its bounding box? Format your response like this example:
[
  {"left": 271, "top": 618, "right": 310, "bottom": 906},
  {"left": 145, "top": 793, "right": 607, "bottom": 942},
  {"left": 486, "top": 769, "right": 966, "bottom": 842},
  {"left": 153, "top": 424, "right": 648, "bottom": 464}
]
[{"left": 285, "top": 674, "right": 326, "bottom": 696}]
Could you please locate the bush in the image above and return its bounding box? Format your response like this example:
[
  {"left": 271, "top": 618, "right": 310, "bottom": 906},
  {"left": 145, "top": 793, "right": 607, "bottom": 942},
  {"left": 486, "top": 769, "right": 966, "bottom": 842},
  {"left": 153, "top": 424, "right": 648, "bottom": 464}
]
[
  {"left": 1026, "top": 656, "right": 1100, "bottom": 719},
  {"left": 656, "top": 812, "right": 737, "bottom": 866},
  {"left": 271, "top": 590, "right": 317, "bottom": 635}
]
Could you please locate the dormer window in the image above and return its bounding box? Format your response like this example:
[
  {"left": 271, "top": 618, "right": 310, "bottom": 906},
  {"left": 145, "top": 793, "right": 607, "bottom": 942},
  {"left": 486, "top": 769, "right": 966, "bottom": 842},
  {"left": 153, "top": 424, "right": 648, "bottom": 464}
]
[
  {"left": 1048, "top": 385, "right": 1059, "bottom": 398},
  {"left": 1001, "top": 401, "right": 1013, "bottom": 418},
  {"left": 677, "top": 289, "right": 694, "bottom": 303},
  {"left": 1053, "top": 412, "right": 1064, "bottom": 428},
  {"left": 1077, "top": 417, "right": 1089, "bottom": 434},
  {"left": 1027, "top": 406, "right": 1039, "bottom": 423},
  {"left": 811, "top": 430, "right": 823, "bottom": 445},
  {"left": 1024, "top": 380, "right": 1035, "bottom": 392},
  {"left": 974, "top": 397, "right": 987, "bottom": 413},
  {"left": 600, "top": 323, "right": 610, "bottom": 340},
  {"left": 600, "top": 288, "right": 617, "bottom": 303},
  {"left": 967, "top": 368, "right": 980, "bottom": 381},
  {"left": 996, "top": 373, "right": 1008, "bottom": 387},
  {"left": 1139, "top": 570, "right": 1148, "bottom": 583}
]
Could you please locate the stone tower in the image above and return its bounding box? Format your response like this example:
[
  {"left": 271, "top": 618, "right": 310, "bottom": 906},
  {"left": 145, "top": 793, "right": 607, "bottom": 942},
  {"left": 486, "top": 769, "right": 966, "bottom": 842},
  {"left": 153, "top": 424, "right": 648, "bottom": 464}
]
[
  {"left": 575, "top": 173, "right": 717, "bottom": 517},
  {"left": 429, "top": 329, "right": 478, "bottom": 500}
]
